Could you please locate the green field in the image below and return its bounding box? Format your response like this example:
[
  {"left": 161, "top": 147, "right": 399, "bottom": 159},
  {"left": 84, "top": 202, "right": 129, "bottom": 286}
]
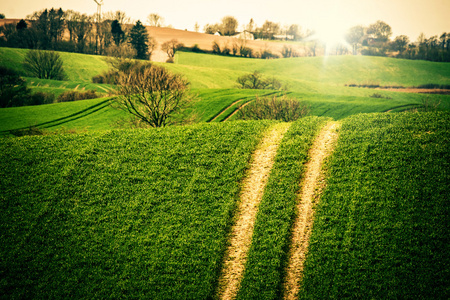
[
  {"left": 1, "top": 47, "right": 449, "bottom": 135},
  {"left": 0, "top": 121, "right": 271, "bottom": 298},
  {"left": 1, "top": 45, "right": 449, "bottom": 298},
  {"left": 300, "top": 112, "right": 449, "bottom": 299}
]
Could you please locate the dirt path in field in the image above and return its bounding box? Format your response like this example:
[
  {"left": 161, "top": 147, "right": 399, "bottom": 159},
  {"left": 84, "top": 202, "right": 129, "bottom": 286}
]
[
  {"left": 217, "top": 122, "right": 291, "bottom": 300},
  {"left": 223, "top": 101, "right": 252, "bottom": 122},
  {"left": 210, "top": 99, "right": 244, "bottom": 122},
  {"left": 283, "top": 121, "right": 340, "bottom": 300}
]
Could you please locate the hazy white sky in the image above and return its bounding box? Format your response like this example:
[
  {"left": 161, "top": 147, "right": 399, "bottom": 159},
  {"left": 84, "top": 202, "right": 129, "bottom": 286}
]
[{"left": 2, "top": 0, "right": 450, "bottom": 43}]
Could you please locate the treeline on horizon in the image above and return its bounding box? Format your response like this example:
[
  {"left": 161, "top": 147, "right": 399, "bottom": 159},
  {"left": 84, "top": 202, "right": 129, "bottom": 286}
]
[{"left": 0, "top": 9, "right": 449, "bottom": 62}]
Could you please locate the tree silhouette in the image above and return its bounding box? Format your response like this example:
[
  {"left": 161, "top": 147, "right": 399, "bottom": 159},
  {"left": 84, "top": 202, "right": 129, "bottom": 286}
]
[{"left": 129, "top": 20, "right": 149, "bottom": 60}]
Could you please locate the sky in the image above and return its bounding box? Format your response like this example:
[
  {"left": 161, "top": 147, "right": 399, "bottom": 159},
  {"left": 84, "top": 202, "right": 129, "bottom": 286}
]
[{"left": 2, "top": 0, "right": 450, "bottom": 45}]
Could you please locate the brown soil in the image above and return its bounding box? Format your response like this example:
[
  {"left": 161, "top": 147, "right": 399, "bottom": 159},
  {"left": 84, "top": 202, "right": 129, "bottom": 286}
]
[
  {"left": 376, "top": 88, "right": 450, "bottom": 95},
  {"left": 217, "top": 122, "right": 291, "bottom": 300},
  {"left": 283, "top": 121, "right": 340, "bottom": 300},
  {"left": 146, "top": 26, "right": 307, "bottom": 62}
]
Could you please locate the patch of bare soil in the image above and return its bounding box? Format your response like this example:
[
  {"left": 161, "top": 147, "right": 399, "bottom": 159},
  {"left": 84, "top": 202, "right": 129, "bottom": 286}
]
[
  {"left": 283, "top": 121, "right": 340, "bottom": 300},
  {"left": 376, "top": 88, "right": 450, "bottom": 95},
  {"left": 146, "top": 26, "right": 308, "bottom": 62},
  {"left": 217, "top": 122, "right": 291, "bottom": 300}
]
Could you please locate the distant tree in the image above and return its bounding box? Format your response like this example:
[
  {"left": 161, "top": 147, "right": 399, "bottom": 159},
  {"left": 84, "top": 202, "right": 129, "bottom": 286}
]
[
  {"left": 221, "top": 16, "right": 238, "bottom": 36},
  {"left": 345, "top": 25, "right": 365, "bottom": 55},
  {"left": 0, "top": 66, "right": 30, "bottom": 108},
  {"left": 0, "top": 13, "right": 5, "bottom": 19},
  {"left": 147, "top": 13, "right": 164, "bottom": 27},
  {"left": 237, "top": 71, "right": 282, "bottom": 90},
  {"left": 129, "top": 20, "right": 149, "bottom": 60},
  {"left": 204, "top": 23, "right": 220, "bottom": 34},
  {"left": 23, "top": 50, "right": 66, "bottom": 80},
  {"left": 111, "top": 19, "right": 125, "bottom": 46},
  {"left": 161, "top": 39, "right": 184, "bottom": 61},
  {"left": 16, "top": 19, "right": 28, "bottom": 30},
  {"left": 287, "top": 24, "right": 302, "bottom": 41},
  {"left": 246, "top": 18, "right": 255, "bottom": 33},
  {"left": 116, "top": 63, "right": 190, "bottom": 127},
  {"left": 392, "top": 35, "right": 410, "bottom": 53},
  {"left": 257, "top": 21, "right": 280, "bottom": 39},
  {"left": 194, "top": 22, "right": 200, "bottom": 32},
  {"left": 70, "top": 13, "right": 93, "bottom": 53},
  {"left": 367, "top": 20, "right": 392, "bottom": 42}
]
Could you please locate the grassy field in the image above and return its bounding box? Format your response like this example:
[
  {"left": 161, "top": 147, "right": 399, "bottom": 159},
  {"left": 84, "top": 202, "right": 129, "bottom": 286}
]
[
  {"left": 1, "top": 47, "right": 449, "bottom": 133},
  {"left": 237, "top": 116, "right": 330, "bottom": 299},
  {"left": 300, "top": 111, "right": 449, "bottom": 299},
  {"left": 0, "top": 121, "right": 272, "bottom": 299},
  {"left": 0, "top": 97, "right": 129, "bottom": 135}
]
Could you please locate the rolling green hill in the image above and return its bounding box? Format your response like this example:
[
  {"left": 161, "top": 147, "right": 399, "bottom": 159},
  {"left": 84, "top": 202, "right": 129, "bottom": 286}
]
[
  {"left": 0, "top": 112, "right": 448, "bottom": 298},
  {"left": 1, "top": 47, "right": 449, "bottom": 136}
]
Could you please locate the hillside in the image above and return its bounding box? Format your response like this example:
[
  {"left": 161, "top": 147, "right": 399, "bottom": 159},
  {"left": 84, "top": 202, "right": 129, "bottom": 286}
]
[
  {"left": 145, "top": 26, "right": 309, "bottom": 62},
  {"left": 1, "top": 47, "right": 449, "bottom": 135},
  {"left": 0, "top": 112, "right": 448, "bottom": 298}
]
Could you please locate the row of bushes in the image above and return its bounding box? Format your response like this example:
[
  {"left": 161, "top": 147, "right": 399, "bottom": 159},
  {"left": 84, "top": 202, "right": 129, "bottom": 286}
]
[{"left": 0, "top": 66, "right": 100, "bottom": 107}]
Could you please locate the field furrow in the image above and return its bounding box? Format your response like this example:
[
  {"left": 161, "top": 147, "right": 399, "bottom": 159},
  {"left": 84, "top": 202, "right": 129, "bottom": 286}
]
[
  {"left": 283, "top": 121, "right": 340, "bottom": 299},
  {"left": 218, "top": 122, "right": 291, "bottom": 300}
]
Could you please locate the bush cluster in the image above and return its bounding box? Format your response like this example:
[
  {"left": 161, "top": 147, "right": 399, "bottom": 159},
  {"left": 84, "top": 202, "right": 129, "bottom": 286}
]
[
  {"left": 236, "top": 71, "right": 283, "bottom": 90},
  {"left": 236, "top": 95, "right": 310, "bottom": 122},
  {"left": 56, "top": 90, "right": 99, "bottom": 102}
]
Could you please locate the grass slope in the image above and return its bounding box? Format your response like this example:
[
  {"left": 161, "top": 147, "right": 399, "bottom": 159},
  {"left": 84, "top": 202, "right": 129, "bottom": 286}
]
[
  {"left": 0, "top": 121, "right": 271, "bottom": 299},
  {"left": 0, "top": 97, "right": 128, "bottom": 135},
  {"left": 300, "top": 111, "right": 450, "bottom": 299},
  {"left": 237, "top": 116, "right": 330, "bottom": 299}
]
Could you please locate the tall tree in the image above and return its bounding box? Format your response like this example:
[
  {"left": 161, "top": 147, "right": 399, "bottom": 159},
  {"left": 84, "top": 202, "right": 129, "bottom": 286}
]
[
  {"left": 111, "top": 19, "right": 124, "bottom": 46},
  {"left": 147, "top": 13, "right": 164, "bottom": 27},
  {"left": 129, "top": 20, "right": 149, "bottom": 60},
  {"left": 345, "top": 25, "right": 365, "bottom": 55},
  {"left": 392, "top": 35, "right": 410, "bottom": 53},
  {"left": 221, "top": 16, "right": 238, "bottom": 36},
  {"left": 367, "top": 20, "right": 392, "bottom": 42}
]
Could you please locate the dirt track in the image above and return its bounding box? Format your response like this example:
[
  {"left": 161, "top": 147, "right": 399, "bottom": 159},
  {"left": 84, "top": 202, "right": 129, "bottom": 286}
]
[
  {"left": 217, "top": 122, "right": 291, "bottom": 300},
  {"left": 283, "top": 121, "right": 340, "bottom": 300}
]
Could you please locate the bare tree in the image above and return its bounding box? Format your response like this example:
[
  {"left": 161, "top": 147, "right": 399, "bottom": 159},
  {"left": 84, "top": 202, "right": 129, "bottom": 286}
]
[
  {"left": 116, "top": 63, "right": 190, "bottom": 127},
  {"left": 147, "top": 13, "right": 164, "bottom": 27},
  {"left": 161, "top": 39, "right": 184, "bottom": 61}
]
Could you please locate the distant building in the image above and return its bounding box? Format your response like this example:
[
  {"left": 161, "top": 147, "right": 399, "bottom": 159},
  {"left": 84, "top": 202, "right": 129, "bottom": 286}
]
[{"left": 231, "top": 30, "right": 254, "bottom": 40}]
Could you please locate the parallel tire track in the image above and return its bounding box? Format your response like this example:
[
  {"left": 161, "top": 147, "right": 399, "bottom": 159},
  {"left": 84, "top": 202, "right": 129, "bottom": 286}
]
[
  {"left": 283, "top": 121, "right": 340, "bottom": 300},
  {"left": 217, "top": 122, "right": 291, "bottom": 300}
]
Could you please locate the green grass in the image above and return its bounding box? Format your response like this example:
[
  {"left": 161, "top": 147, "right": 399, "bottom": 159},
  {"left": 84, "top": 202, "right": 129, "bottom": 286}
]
[
  {"left": 300, "top": 111, "right": 450, "bottom": 299},
  {"left": 0, "top": 47, "right": 109, "bottom": 81},
  {"left": 0, "top": 97, "right": 128, "bottom": 135},
  {"left": 176, "top": 52, "right": 450, "bottom": 88},
  {"left": 25, "top": 77, "right": 116, "bottom": 96},
  {"left": 0, "top": 121, "right": 272, "bottom": 299},
  {"left": 237, "top": 116, "right": 330, "bottom": 299}
]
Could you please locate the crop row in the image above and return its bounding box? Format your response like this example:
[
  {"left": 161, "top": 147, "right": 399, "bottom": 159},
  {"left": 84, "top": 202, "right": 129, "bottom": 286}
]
[
  {"left": 300, "top": 112, "right": 450, "bottom": 299},
  {"left": 0, "top": 121, "right": 271, "bottom": 299}
]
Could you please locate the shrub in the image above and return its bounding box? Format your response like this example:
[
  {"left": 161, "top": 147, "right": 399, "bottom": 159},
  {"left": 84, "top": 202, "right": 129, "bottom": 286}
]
[
  {"left": 23, "top": 50, "right": 67, "bottom": 80},
  {"left": 237, "top": 71, "right": 283, "bottom": 90},
  {"left": 26, "top": 92, "right": 55, "bottom": 105},
  {"left": 57, "top": 90, "right": 99, "bottom": 102},
  {"left": 0, "top": 66, "right": 30, "bottom": 107},
  {"left": 236, "top": 95, "right": 310, "bottom": 122},
  {"left": 116, "top": 63, "right": 190, "bottom": 127}
]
